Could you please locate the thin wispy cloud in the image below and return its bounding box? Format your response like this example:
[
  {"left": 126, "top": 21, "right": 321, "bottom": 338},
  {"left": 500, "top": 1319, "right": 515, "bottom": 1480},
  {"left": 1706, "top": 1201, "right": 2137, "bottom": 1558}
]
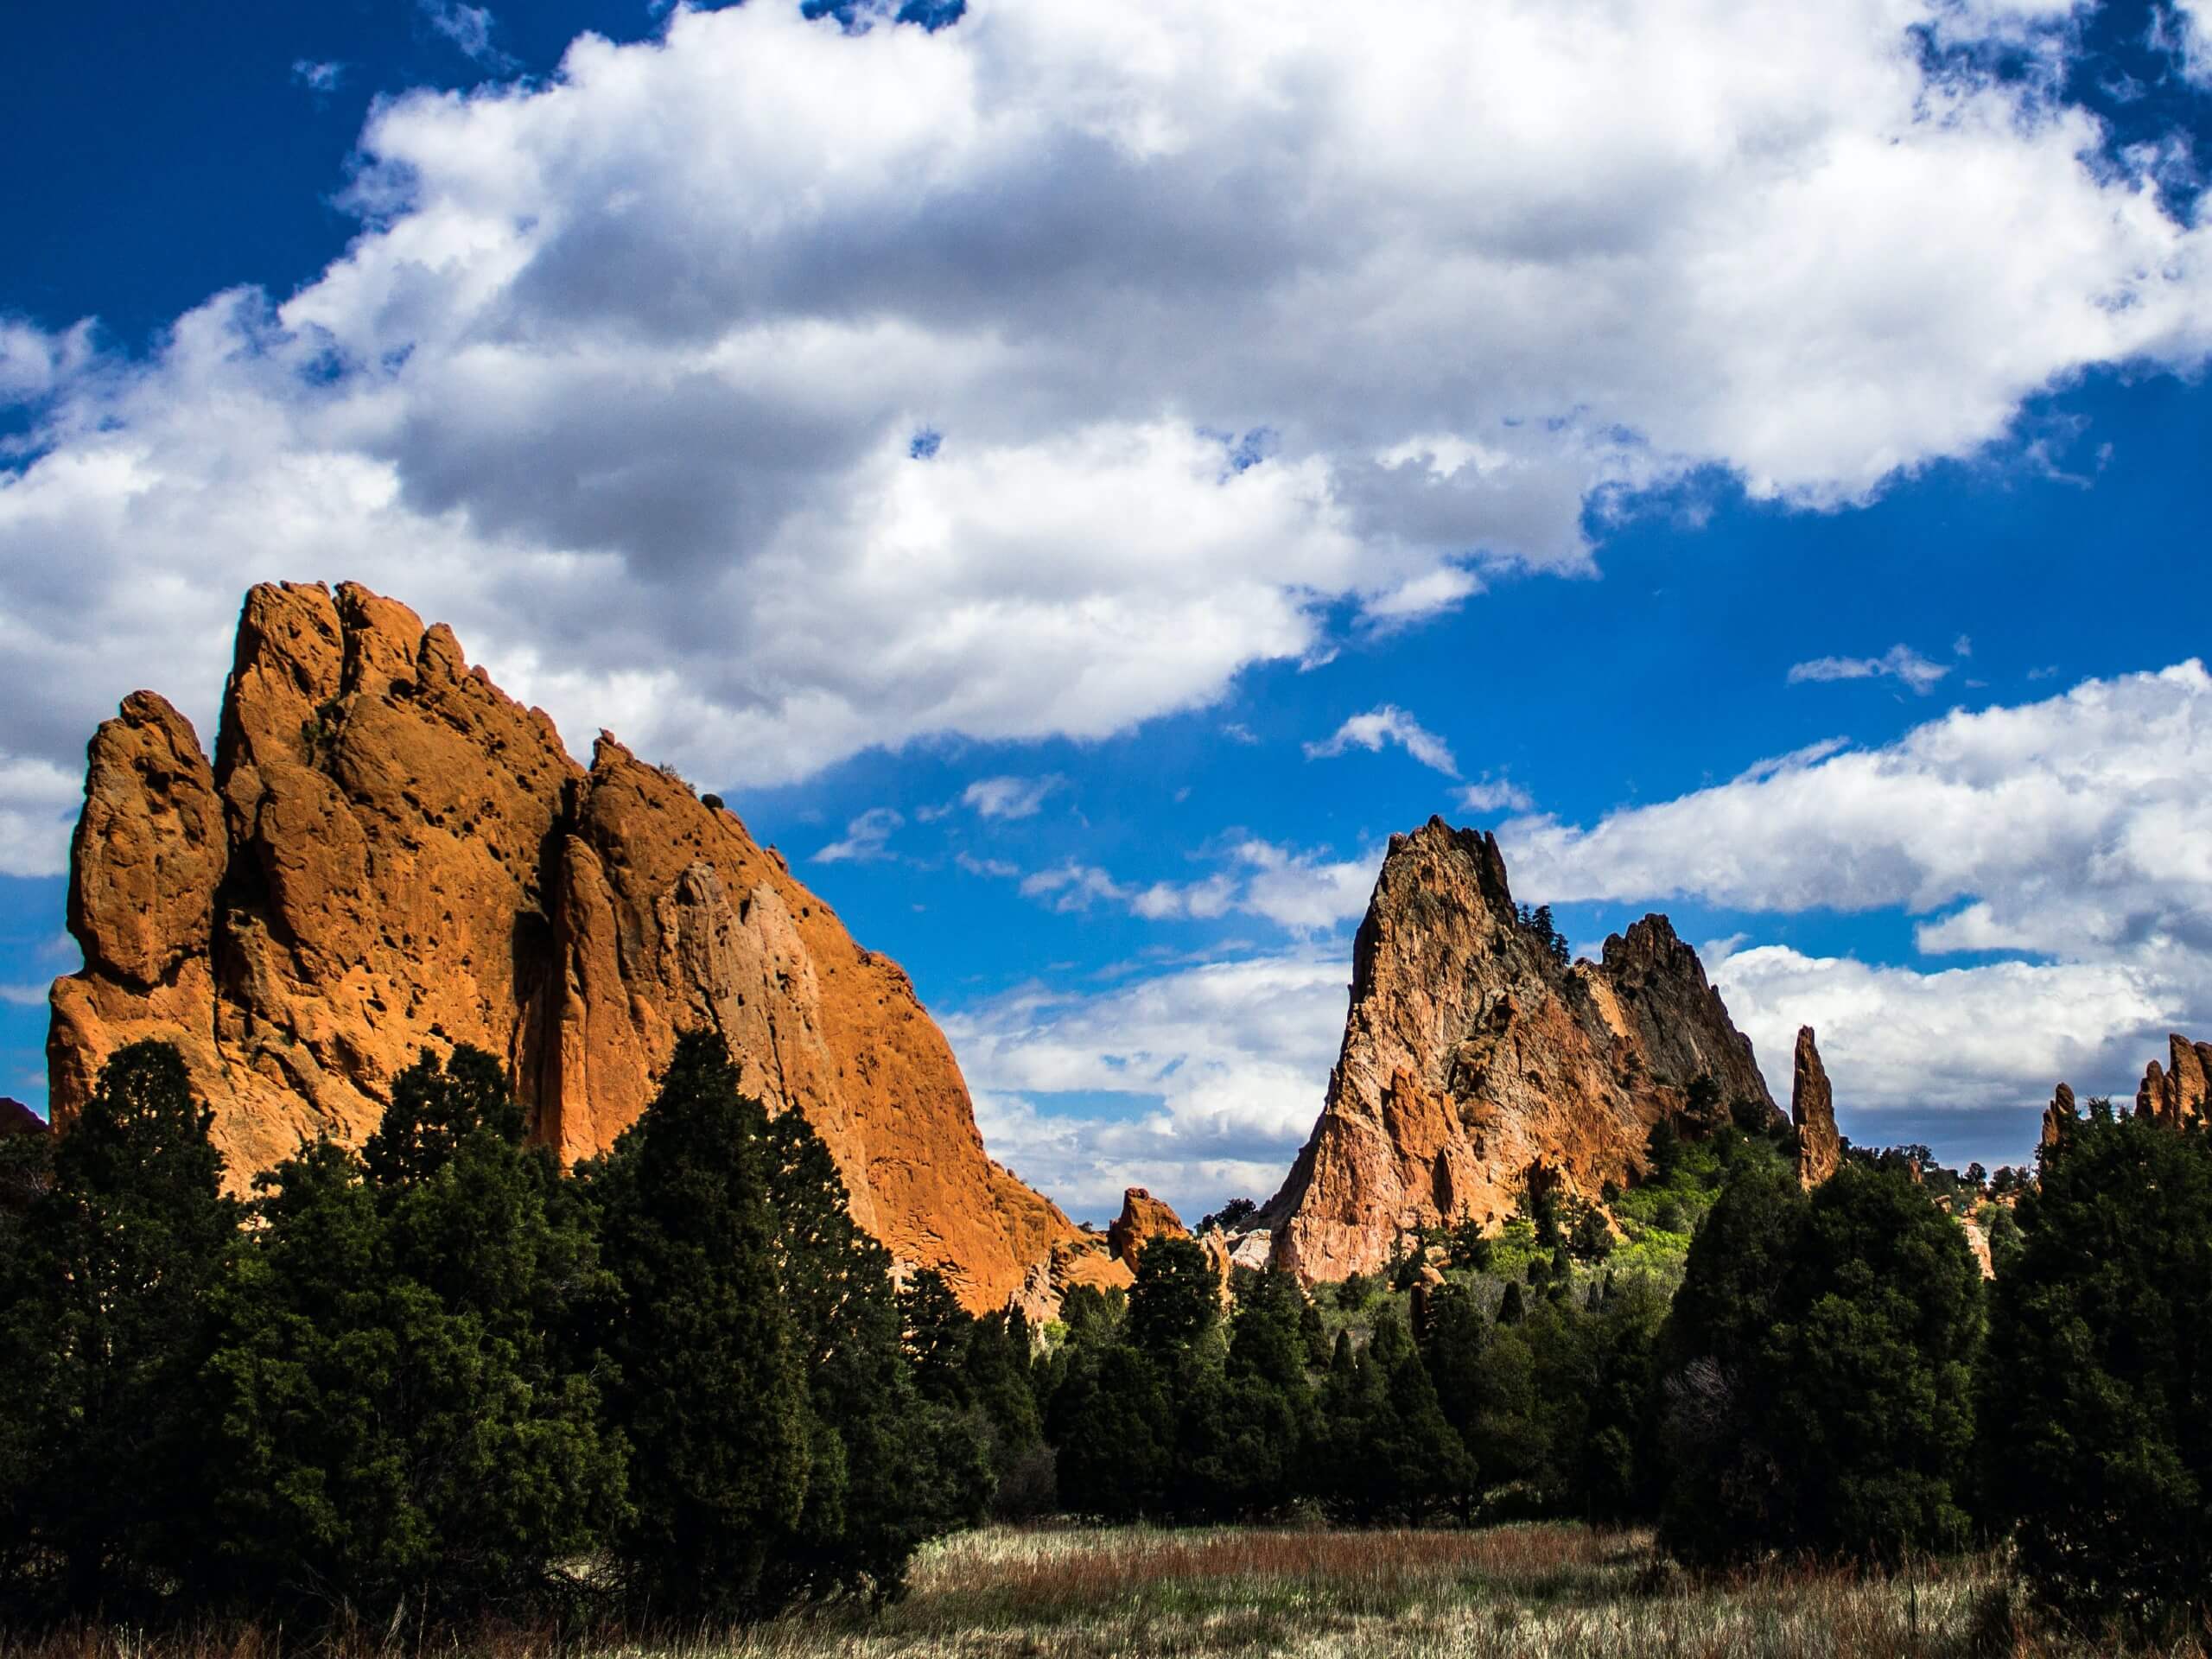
[
  {"left": 417, "top": 0, "right": 513, "bottom": 67},
  {"left": 1456, "top": 777, "right": 1535, "bottom": 815},
  {"left": 962, "top": 774, "right": 1060, "bottom": 821},
  {"left": 1787, "top": 644, "right": 1952, "bottom": 695},
  {"left": 1305, "top": 706, "right": 1459, "bottom": 776},
  {"left": 813, "top": 806, "right": 902, "bottom": 863}
]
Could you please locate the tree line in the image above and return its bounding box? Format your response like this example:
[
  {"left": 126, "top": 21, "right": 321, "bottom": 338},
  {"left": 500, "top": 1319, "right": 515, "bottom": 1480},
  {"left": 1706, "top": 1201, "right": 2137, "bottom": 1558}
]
[{"left": 0, "top": 1039, "right": 2206, "bottom": 1642}]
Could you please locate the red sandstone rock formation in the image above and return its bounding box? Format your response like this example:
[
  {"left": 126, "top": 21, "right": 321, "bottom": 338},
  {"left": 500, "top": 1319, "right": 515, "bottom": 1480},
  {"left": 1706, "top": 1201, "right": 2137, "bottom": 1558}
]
[
  {"left": 1262, "top": 817, "right": 1777, "bottom": 1280},
  {"left": 48, "top": 581, "right": 1079, "bottom": 1311},
  {"left": 1792, "top": 1026, "right": 1841, "bottom": 1188},
  {"left": 1107, "top": 1186, "right": 1188, "bottom": 1268},
  {"left": 2135, "top": 1033, "right": 2212, "bottom": 1129},
  {"left": 2041, "top": 1081, "right": 2076, "bottom": 1148}
]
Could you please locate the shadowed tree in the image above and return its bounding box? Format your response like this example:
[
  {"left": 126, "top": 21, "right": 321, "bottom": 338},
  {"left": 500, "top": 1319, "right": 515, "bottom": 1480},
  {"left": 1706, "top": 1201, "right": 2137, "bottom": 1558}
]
[{"left": 0, "top": 1042, "right": 236, "bottom": 1619}]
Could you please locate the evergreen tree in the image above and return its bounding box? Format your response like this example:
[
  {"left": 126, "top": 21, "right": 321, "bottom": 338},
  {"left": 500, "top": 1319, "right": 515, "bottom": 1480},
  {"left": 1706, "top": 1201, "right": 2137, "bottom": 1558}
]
[
  {"left": 1765, "top": 1163, "right": 1981, "bottom": 1562},
  {"left": 1049, "top": 1343, "right": 1172, "bottom": 1519},
  {"left": 1128, "top": 1235, "right": 1222, "bottom": 1358},
  {"left": 899, "top": 1268, "right": 975, "bottom": 1408},
  {"left": 1979, "top": 1113, "right": 2212, "bottom": 1634},
  {"left": 0, "top": 1042, "right": 235, "bottom": 1619},
  {"left": 963, "top": 1310, "right": 1053, "bottom": 1518},
  {"left": 1196, "top": 1270, "right": 1318, "bottom": 1515},
  {"left": 1324, "top": 1311, "right": 1470, "bottom": 1521},
  {"left": 765, "top": 1109, "right": 982, "bottom": 1605},
  {"left": 1659, "top": 1159, "right": 1980, "bottom": 1566},
  {"left": 201, "top": 1049, "right": 623, "bottom": 1625},
  {"left": 589, "top": 1033, "right": 814, "bottom": 1619},
  {"left": 1655, "top": 1158, "right": 1807, "bottom": 1564}
]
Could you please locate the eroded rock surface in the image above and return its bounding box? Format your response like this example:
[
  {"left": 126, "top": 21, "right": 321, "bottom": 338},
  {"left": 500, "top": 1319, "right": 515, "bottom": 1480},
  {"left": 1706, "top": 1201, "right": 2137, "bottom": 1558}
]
[
  {"left": 2135, "top": 1033, "right": 2212, "bottom": 1129},
  {"left": 1262, "top": 817, "right": 1777, "bottom": 1280},
  {"left": 1108, "top": 1186, "right": 1187, "bottom": 1268},
  {"left": 48, "top": 582, "right": 1079, "bottom": 1311},
  {"left": 2041, "top": 1082, "right": 2076, "bottom": 1148},
  {"left": 1792, "top": 1026, "right": 1841, "bottom": 1188}
]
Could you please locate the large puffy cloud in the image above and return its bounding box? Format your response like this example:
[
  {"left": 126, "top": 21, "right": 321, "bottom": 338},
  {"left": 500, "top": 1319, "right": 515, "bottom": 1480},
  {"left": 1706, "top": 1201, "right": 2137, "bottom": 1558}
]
[
  {"left": 4, "top": 0, "right": 2212, "bottom": 856},
  {"left": 945, "top": 947, "right": 1350, "bottom": 1222},
  {"left": 1502, "top": 662, "right": 2212, "bottom": 1137},
  {"left": 1504, "top": 660, "right": 2212, "bottom": 956}
]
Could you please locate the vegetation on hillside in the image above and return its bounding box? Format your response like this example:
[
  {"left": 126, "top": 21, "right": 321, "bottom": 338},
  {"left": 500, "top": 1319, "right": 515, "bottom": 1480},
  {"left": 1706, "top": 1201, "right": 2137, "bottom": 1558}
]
[{"left": 0, "top": 1039, "right": 2206, "bottom": 1649}]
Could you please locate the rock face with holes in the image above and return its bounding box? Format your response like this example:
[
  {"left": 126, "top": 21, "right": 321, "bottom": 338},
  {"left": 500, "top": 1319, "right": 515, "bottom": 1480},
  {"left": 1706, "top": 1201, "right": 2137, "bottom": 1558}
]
[
  {"left": 1792, "top": 1027, "right": 1841, "bottom": 1188},
  {"left": 1262, "top": 817, "right": 1777, "bottom": 1281},
  {"left": 48, "top": 581, "right": 1080, "bottom": 1311}
]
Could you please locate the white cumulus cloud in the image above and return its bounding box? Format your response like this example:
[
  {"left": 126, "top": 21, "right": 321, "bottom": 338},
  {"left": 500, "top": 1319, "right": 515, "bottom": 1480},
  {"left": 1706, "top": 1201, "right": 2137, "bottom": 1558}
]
[
  {"left": 1500, "top": 661, "right": 2212, "bottom": 1138},
  {"left": 2, "top": 0, "right": 2210, "bottom": 809},
  {"left": 945, "top": 947, "right": 1351, "bottom": 1222}
]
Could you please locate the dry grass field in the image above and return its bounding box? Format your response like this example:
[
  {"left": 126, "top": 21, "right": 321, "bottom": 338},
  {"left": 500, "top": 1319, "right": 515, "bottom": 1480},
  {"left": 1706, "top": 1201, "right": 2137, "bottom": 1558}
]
[
  {"left": 8, "top": 1524, "right": 2208, "bottom": 1659},
  {"left": 702, "top": 1523, "right": 2194, "bottom": 1659}
]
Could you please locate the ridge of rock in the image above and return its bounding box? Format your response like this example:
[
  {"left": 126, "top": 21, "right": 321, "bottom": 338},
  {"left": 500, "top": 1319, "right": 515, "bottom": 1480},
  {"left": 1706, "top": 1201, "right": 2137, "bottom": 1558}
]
[
  {"left": 48, "top": 581, "right": 1081, "bottom": 1311},
  {"left": 1792, "top": 1026, "right": 1840, "bottom": 1188},
  {"left": 1261, "top": 816, "right": 1777, "bottom": 1280},
  {"left": 0, "top": 1099, "right": 43, "bottom": 1137}
]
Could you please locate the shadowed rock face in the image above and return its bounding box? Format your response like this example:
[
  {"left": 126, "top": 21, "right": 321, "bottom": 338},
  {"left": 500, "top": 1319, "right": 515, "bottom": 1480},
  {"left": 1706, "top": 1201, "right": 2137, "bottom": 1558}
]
[
  {"left": 1261, "top": 817, "right": 1777, "bottom": 1281},
  {"left": 1793, "top": 1027, "right": 1840, "bottom": 1188},
  {"left": 2042, "top": 1082, "right": 2076, "bottom": 1148},
  {"left": 48, "top": 581, "right": 1078, "bottom": 1312}
]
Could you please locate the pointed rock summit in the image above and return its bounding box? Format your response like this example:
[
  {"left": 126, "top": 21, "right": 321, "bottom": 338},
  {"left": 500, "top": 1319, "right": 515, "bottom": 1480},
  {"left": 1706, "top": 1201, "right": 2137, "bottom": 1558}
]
[
  {"left": 2135, "top": 1033, "right": 2212, "bottom": 1129},
  {"left": 2042, "top": 1081, "right": 2077, "bottom": 1148},
  {"left": 1792, "top": 1026, "right": 1840, "bottom": 1188},
  {"left": 1260, "top": 817, "right": 1777, "bottom": 1280},
  {"left": 1108, "top": 1186, "right": 1187, "bottom": 1268},
  {"left": 48, "top": 581, "right": 1085, "bottom": 1310}
]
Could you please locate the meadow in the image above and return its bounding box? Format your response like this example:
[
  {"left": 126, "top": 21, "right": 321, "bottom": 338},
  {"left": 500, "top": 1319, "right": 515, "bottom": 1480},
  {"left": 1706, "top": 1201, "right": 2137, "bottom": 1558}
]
[
  {"left": 699, "top": 1523, "right": 2200, "bottom": 1659},
  {"left": 3, "top": 1522, "right": 2208, "bottom": 1658}
]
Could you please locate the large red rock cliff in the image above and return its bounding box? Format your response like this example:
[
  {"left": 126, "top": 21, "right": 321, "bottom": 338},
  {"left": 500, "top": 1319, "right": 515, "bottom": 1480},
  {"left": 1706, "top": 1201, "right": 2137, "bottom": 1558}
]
[
  {"left": 48, "top": 582, "right": 1083, "bottom": 1311},
  {"left": 1261, "top": 817, "right": 1777, "bottom": 1280}
]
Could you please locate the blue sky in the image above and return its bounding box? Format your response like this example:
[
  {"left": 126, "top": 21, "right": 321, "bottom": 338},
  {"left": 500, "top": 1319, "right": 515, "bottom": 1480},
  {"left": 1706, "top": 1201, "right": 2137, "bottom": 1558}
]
[{"left": 6, "top": 0, "right": 2212, "bottom": 1223}]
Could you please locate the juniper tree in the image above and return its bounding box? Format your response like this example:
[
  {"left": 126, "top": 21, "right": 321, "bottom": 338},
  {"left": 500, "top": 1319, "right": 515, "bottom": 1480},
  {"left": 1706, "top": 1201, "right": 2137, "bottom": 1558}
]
[
  {"left": 201, "top": 1048, "right": 623, "bottom": 1625},
  {"left": 0, "top": 1042, "right": 236, "bottom": 1619},
  {"left": 589, "top": 1033, "right": 813, "bottom": 1619},
  {"left": 1979, "top": 1113, "right": 2212, "bottom": 1635}
]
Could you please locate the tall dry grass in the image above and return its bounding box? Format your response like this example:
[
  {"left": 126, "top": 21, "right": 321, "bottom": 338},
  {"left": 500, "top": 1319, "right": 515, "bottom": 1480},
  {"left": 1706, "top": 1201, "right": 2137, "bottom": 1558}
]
[{"left": 3, "top": 1525, "right": 2207, "bottom": 1659}]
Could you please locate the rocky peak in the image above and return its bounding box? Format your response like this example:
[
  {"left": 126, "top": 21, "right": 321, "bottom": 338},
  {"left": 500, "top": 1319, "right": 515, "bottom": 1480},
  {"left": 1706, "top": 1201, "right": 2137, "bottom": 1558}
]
[
  {"left": 1792, "top": 1026, "right": 1840, "bottom": 1187},
  {"left": 1261, "top": 818, "right": 1777, "bottom": 1280},
  {"left": 49, "top": 581, "right": 1078, "bottom": 1311},
  {"left": 2136, "top": 1034, "right": 2212, "bottom": 1128},
  {"left": 1107, "top": 1186, "right": 1187, "bottom": 1268},
  {"left": 2041, "top": 1081, "right": 2076, "bottom": 1148}
]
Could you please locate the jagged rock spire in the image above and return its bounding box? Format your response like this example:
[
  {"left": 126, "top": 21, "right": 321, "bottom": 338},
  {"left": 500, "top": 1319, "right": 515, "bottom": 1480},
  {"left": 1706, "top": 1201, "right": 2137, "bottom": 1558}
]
[{"left": 1792, "top": 1026, "right": 1841, "bottom": 1188}]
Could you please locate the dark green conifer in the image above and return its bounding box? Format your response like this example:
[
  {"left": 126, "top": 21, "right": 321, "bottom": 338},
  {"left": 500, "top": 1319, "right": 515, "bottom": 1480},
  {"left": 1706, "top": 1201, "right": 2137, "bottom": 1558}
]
[
  {"left": 591, "top": 1032, "right": 813, "bottom": 1618},
  {"left": 0, "top": 1042, "right": 236, "bottom": 1618},
  {"left": 202, "top": 1047, "right": 623, "bottom": 1624},
  {"left": 1979, "top": 1113, "right": 2212, "bottom": 1633}
]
